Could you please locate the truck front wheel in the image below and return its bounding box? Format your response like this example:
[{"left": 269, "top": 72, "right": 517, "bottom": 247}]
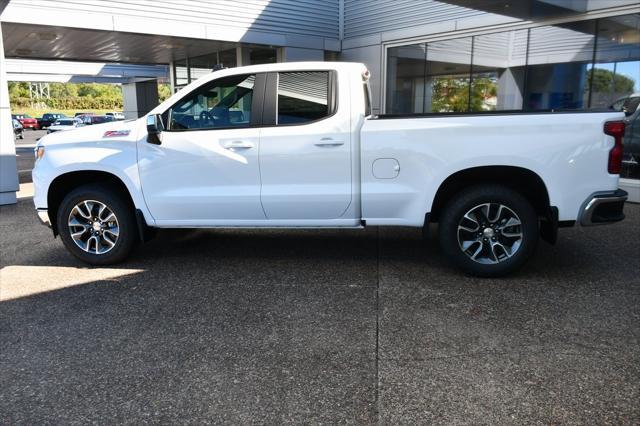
[
  {"left": 438, "top": 185, "right": 539, "bottom": 277},
  {"left": 57, "top": 184, "right": 137, "bottom": 265}
]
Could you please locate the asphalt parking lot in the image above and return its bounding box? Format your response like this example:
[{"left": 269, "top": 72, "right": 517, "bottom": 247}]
[{"left": 1, "top": 135, "right": 639, "bottom": 423}]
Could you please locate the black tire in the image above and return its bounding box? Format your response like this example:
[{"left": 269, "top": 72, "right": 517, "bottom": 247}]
[
  {"left": 438, "top": 185, "right": 539, "bottom": 277},
  {"left": 57, "top": 184, "right": 138, "bottom": 265}
]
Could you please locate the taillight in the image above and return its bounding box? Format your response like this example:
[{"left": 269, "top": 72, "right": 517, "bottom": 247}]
[{"left": 604, "top": 121, "right": 625, "bottom": 174}]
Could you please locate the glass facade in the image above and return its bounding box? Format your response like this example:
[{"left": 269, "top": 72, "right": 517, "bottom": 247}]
[
  {"left": 172, "top": 45, "right": 280, "bottom": 91},
  {"left": 386, "top": 13, "right": 640, "bottom": 179}
]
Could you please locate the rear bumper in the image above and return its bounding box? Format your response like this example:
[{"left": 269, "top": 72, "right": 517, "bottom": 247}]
[{"left": 579, "top": 189, "right": 628, "bottom": 226}]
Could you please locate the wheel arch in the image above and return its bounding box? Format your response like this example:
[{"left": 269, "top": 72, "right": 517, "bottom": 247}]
[
  {"left": 429, "top": 166, "right": 552, "bottom": 223},
  {"left": 47, "top": 170, "right": 137, "bottom": 236}
]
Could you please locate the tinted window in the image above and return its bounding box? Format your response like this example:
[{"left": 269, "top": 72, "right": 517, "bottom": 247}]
[
  {"left": 168, "top": 74, "right": 255, "bottom": 130},
  {"left": 277, "top": 71, "right": 330, "bottom": 125},
  {"left": 92, "top": 116, "right": 113, "bottom": 124}
]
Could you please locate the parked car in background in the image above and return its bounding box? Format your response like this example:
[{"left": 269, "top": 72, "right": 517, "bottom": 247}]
[
  {"left": 12, "top": 118, "right": 24, "bottom": 140},
  {"left": 610, "top": 92, "right": 640, "bottom": 163},
  {"left": 38, "top": 113, "right": 67, "bottom": 129},
  {"left": 32, "top": 62, "right": 628, "bottom": 277},
  {"left": 106, "top": 112, "right": 125, "bottom": 120},
  {"left": 74, "top": 112, "right": 93, "bottom": 117},
  {"left": 12, "top": 114, "right": 39, "bottom": 130},
  {"left": 47, "top": 118, "right": 84, "bottom": 134},
  {"left": 78, "top": 115, "right": 116, "bottom": 125}
]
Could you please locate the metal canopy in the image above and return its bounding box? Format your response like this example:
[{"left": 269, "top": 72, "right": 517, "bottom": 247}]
[{"left": 1, "top": 22, "right": 238, "bottom": 64}]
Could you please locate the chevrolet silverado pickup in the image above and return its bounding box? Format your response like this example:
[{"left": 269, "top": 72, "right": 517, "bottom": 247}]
[{"left": 32, "top": 62, "right": 628, "bottom": 276}]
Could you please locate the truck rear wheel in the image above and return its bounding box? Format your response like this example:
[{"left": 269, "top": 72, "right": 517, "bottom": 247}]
[
  {"left": 57, "top": 184, "right": 137, "bottom": 265},
  {"left": 438, "top": 185, "right": 539, "bottom": 277}
]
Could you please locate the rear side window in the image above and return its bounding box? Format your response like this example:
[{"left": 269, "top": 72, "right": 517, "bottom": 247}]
[{"left": 277, "top": 71, "right": 333, "bottom": 125}]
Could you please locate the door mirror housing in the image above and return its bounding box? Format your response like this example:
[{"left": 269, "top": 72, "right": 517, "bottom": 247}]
[{"left": 147, "top": 114, "right": 164, "bottom": 145}]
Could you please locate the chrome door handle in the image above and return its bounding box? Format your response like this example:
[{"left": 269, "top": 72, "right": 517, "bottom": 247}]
[
  {"left": 222, "top": 140, "right": 254, "bottom": 150},
  {"left": 314, "top": 138, "right": 344, "bottom": 147}
]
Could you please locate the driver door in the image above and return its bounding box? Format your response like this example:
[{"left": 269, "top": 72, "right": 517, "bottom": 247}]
[{"left": 138, "top": 73, "right": 266, "bottom": 225}]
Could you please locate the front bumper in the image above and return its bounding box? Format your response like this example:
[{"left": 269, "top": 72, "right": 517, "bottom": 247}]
[
  {"left": 579, "top": 189, "right": 628, "bottom": 226},
  {"left": 36, "top": 208, "right": 51, "bottom": 228}
]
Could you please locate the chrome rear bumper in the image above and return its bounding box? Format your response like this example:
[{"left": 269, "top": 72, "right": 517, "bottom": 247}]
[{"left": 579, "top": 189, "right": 628, "bottom": 226}]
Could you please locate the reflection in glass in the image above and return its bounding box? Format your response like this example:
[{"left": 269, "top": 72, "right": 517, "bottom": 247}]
[
  {"left": 426, "top": 38, "right": 473, "bottom": 113},
  {"left": 167, "top": 74, "right": 255, "bottom": 130},
  {"left": 471, "top": 30, "right": 528, "bottom": 111},
  {"left": 589, "top": 14, "right": 640, "bottom": 109},
  {"left": 249, "top": 47, "right": 278, "bottom": 65},
  {"left": 525, "top": 20, "right": 596, "bottom": 110},
  {"left": 386, "top": 44, "right": 427, "bottom": 114},
  {"left": 277, "top": 72, "right": 330, "bottom": 124}
]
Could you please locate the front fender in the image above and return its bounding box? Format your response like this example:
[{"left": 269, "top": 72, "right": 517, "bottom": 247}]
[{"left": 32, "top": 140, "right": 155, "bottom": 226}]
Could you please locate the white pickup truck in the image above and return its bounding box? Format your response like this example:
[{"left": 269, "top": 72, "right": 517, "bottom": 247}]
[{"left": 33, "top": 62, "right": 628, "bottom": 276}]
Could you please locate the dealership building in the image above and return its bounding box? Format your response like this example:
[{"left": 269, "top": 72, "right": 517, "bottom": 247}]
[{"left": 1, "top": 0, "right": 639, "bottom": 203}]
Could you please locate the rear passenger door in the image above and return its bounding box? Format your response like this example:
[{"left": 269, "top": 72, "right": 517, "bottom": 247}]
[{"left": 258, "top": 70, "right": 352, "bottom": 220}]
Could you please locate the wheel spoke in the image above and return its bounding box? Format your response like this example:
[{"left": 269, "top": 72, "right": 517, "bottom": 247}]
[
  {"left": 104, "top": 227, "right": 119, "bottom": 238},
  {"left": 501, "top": 230, "right": 523, "bottom": 238},
  {"left": 102, "top": 233, "right": 116, "bottom": 247},
  {"left": 504, "top": 217, "right": 521, "bottom": 228},
  {"left": 461, "top": 239, "right": 478, "bottom": 251},
  {"left": 474, "top": 204, "right": 490, "bottom": 225},
  {"left": 470, "top": 242, "right": 484, "bottom": 260}
]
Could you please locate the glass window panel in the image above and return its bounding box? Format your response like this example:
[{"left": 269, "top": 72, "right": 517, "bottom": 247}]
[
  {"left": 525, "top": 20, "right": 596, "bottom": 110},
  {"left": 167, "top": 74, "right": 255, "bottom": 130},
  {"left": 174, "top": 58, "right": 189, "bottom": 87},
  {"left": 385, "top": 44, "right": 427, "bottom": 114},
  {"left": 249, "top": 47, "right": 277, "bottom": 65},
  {"left": 426, "top": 37, "right": 473, "bottom": 113},
  {"left": 471, "top": 30, "right": 528, "bottom": 111},
  {"left": 589, "top": 13, "right": 640, "bottom": 109},
  {"left": 277, "top": 71, "right": 329, "bottom": 125}
]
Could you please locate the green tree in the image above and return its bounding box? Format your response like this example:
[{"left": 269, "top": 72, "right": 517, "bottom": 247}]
[
  {"left": 8, "top": 82, "right": 29, "bottom": 98},
  {"left": 158, "top": 83, "right": 172, "bottom": 102},
  {"left": 588, "top": 67, "right": 635, "bottom": 94}
]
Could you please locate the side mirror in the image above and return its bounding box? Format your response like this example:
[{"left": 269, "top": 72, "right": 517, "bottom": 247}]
[{"left": 147, "top": 114, "right": 164, "bottom": 145}]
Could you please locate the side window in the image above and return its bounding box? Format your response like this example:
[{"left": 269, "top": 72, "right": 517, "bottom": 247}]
[
  {"left": 277, "top": 71, "right": 332, "bottom": 125},
  {"left": 168, "top": 74, "right": 255, "bottom": 130}
]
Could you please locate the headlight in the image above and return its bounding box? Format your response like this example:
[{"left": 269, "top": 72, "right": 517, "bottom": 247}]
[{"left": 35, "top": 146, "right": 45, "bottom": 160}]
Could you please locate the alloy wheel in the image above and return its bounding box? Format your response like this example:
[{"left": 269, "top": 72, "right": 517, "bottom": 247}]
[
  {"left": 457, "top": 203, "right": 523, "bottom": 264},
  {"left": 67, "top": 200, "right": 120, "bottom": 254}
]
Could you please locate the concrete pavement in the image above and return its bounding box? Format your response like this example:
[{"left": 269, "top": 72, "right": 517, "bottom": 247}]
[{"left": 1, "top": 190, "right": 639, "bottom": 423}]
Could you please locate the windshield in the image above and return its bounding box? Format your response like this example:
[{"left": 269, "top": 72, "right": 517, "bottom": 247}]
[{"left": 56, "top": 119, "right": 76, "bottom": 126}]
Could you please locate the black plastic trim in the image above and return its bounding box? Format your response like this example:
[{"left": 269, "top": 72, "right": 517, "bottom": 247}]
[
  {"left": 540, "top": 206, "right": 559, "bottom": 245},
  {"left": 373, "top": 108, "right": 616, "bottom": 120},
  {"left": 558, "top": 220, "right": 576, "bottom": 228},
  {"left": 135, "top": 209, "right": 157, "bottom": 243}
]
